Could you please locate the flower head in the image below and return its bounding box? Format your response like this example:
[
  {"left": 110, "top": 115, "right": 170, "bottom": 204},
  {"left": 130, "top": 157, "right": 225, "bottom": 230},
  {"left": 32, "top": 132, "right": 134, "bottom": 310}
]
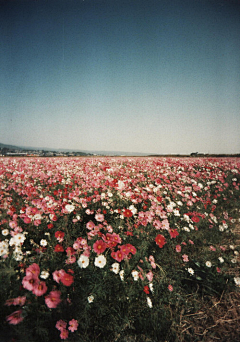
[{"left": 94, "top": 255, "right": 107, "bottom": 268}]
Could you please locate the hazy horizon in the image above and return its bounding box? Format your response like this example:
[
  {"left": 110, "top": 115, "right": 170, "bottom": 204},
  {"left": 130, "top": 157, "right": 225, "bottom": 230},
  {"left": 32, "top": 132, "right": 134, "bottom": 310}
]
[{"left": 1, "top": 0, "right": 240, "bottom": 155}]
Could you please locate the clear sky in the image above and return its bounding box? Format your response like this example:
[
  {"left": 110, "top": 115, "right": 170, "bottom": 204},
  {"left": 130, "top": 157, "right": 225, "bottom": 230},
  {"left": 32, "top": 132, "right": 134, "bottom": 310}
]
[{"left": 1, "top": 0, "right": 240, "bottom": 154}]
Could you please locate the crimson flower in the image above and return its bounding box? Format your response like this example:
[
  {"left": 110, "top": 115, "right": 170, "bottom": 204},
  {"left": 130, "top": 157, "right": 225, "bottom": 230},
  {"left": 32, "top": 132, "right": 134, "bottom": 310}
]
[
  {"left": 143, "top": 285, "right": 150, "bottom": 294},
  {"left": 169, "top": 229, "right": 179, "bottom": 239},
  {"left": 155, "top": 234, "right": 166, "bottom": 248},
  {"left": 54, "top": 244, "right": 64, "bottom": 252},
  {"left": 123, "top": 209, "right": 133, "bottom": 218},
  {"left": 93, "top": 240, "right": 107, "bottom": 255}
]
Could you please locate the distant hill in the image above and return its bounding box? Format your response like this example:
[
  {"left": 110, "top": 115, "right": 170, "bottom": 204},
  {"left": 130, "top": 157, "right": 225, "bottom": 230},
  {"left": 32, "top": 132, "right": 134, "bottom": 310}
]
[{"left": 0, "top": 142, "right": 153, "bottom": 156}]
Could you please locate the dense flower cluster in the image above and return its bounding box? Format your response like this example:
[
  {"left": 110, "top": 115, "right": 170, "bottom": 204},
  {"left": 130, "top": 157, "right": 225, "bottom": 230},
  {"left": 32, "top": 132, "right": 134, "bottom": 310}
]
[{"left": 0, "top": 157, "right": 239, "bottom": 341}]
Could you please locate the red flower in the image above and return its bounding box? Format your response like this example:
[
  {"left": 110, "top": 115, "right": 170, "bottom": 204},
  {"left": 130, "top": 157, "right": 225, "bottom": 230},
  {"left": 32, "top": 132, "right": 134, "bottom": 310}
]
[
  {"left": 191, "top": 216, "right": 200, "bottom": 223},
  {"left": 54, "top": 244, "right": 64, "bottom": 252},
  {"left": 55, "top": 231, "right": 65, "bottom": 242},
  {"left": 143, "top": 285, "right": 150, "bottom": 294},
  {"left": 169, "top": 229, "right": 179, "bottom": 239},
  {"left": 155, "top": 234, "right": 166, "bottom": 248},
  {"left": 123, "top": 209, "right": 133, "bottom": 218},
  {"left": 60, "top": 272, "right": 74, "bottom": 286}
]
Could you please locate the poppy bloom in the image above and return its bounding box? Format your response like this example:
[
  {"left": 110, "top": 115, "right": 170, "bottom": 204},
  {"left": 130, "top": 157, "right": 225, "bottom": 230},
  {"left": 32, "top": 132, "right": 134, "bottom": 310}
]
[{"left": 155, "top": 234, "right": 166, "bottom": 248}]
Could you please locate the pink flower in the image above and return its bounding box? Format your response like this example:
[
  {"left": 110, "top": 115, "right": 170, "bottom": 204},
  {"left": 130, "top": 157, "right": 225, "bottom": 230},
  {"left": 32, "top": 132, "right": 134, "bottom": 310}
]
[
  {"left": 182, "top": 254, "right": 189, "bottom": 262},
  {"left": 86, "top": 221, "right": 95, "bottom": 230},
  {"left": 52, "top": 270, "right": 63, "bottom": 283},
  {"left": 146, "top": 271, "right": 153, "bottom": 282},
  {"left": 32, "top": 281, "right": 48, "bottom": 296},
  {"left": 22, "top": 274, "right": 39, "bottom": 291},
  {"left": 175, "top": 245, "right": 181, "bottom": 253},
  {"left": 45, "top": 290, "right": 62, "bottom": 309},
  {"left": 68, "top": 319, "right": 78, "bottom": 332},
  {"left": 25, "top": 263, "right": 40, "bottom": 278},
  {"left": 168, "top": 284, "right": 173, "bottom": 292},
  {"left": 56, "top": 319, "right": 67, "bottom": 331},
  {"left": 60, "top": 328, "right": 69, "bottom": 340},
  {"left": 95, "top": 213, "right": 105, "bottom": 222},
  {"left": 93, "top": 240, "right": 107, "bottom": 255},
  {"left": 6, "top": 310, "right": 24, "bottom": 325}
]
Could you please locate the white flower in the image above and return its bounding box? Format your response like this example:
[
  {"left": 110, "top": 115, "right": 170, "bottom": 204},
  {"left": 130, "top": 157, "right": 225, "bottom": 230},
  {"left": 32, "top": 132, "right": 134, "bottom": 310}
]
[
  {"left": 129, "top": 205, "right": 137, "bottom": 215},
  {"left": 119, "top": 270, "right": 124, "bottom": 281},
  {"left": 219, "top": 225, "right": 224, "bottom": 232},
  {"left": 40, "top": 270, "right": 50, "bottom": 279},
  {"left": 183, "top": 227, "right": 190, "bottom": 232},
  {"left": 88, "top": 295, "right": 94, "bottom": 303},
  {"left": 40, "top": 239, "right": 48, "bottom": 247},
  {"left": 65, "top": 204, "right": 75, "bottom": 213},
  {"left": 149, "top": 283, "right": 154, "bottom": 293},
  {"left": 94, "top": 255, "right": 107, "bottom": 268},
  {"left": 9, "top": 233, "right": 26, "bottom": 246},
  {"left": 2, "top": 229, "right": 9, "bottom": 236},
  {"left": 111, "top": 262, "right": 120, "bottom": 274},
  {"left": 231, "top": 258, "right": 237, "bottom": 264},
  {"left": 234, "top": 277, "right": 240, "bottom": 287},
  {"left": 146, "top": 296, "right": 153, "bottom": 308},
  {"left": 188, "top": 268, "right": 194, "bottom": 275},
  {"left": 205, "top": 261, "right": 212, "bottom": 267},
  {"left": 77, "top": 254, "right": 89, "bottom": 268},
  {"left": 218, "top": 257, "right": 224, "bottom": 263},
  {"left": 131, "top": 270, "right": 139, "bottom": 281}
]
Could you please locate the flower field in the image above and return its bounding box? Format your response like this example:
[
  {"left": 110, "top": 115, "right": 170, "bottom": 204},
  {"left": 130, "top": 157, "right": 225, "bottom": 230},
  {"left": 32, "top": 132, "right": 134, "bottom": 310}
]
[{"left": 0, "top": 156, "right": 240, "bottom": 341}]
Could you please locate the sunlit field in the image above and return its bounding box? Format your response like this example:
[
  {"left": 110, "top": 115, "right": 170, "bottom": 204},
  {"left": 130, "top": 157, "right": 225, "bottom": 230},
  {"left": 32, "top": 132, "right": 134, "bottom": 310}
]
[{"left": 0, "top": 157, "right": 240, "bottom": 342}]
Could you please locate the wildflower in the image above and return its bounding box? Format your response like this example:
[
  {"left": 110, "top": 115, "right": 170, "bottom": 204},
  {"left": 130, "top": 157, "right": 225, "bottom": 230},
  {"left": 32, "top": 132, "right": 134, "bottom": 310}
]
[
  {"left": 119, "top": 270, "right": 124, "bottom": 281},
  {"left": 95, "top": 213, "right": 105, "bottom": 222},
  {"left": 65, "top": 204, "right": 75, "bottom": 213},
  {"left": 60, "top": 329, "right": 69, "bottom": 340},
  {"left": 188, "top": 268, "right": 194, "bottom": 275},
  {"left": 93, "top": 240, "right": 107, "bottom": 255},
  {"left": 146, "top": 297, "right": 153, "bottom": 308},
  {"left": 155, "top": 234, "right": 166, "bottom": 248},
  {"left": 176, "top": 245, "right": 181, "bottom": 252},
  {"left": 77, "top": 254, "right": 89, "bottom": 268},
  {"left": 131, "top": 270, "right": 139, "bottom": 281},
  {"left": 144, "top": 285, "right": 150, "bottom": 294},
  {"left": 94, "top": 255, "right": 107, "bottom": 268},
  {"left": 149, "top": 283, "right": 154, "bottom": 293},
  {"left": 234, "top": 277, "right": 240, "bottom": 287},
  {"left": 60, "top": 271, "right": 74, "bottom": 286},
  {"left": 182, "top": 254, "right": 189, "bottom": 262},
  {"left": 88, "top": 295, "right": 94, "bottom": 303},
  {"left": 6, "top": 310, "right": 24, "bottom": 325},
  {"left": 45, "top": 290, "right": 62, "bottom": 309},
  {"left": 22, "top": 274, "right": 39, "bottom": 291},
  {"left": 32, "top": 281, "right": 48, "bottom": 296},
  {"left": 111, "top": 262, "right": 120, "bottom": 274},
  {"left": 54, "top": 244, "right": 64, "bottom": 252},
  {"left": 205, "top": 261, "right": 212, "bottom": 267},
  {"left": 218, "top": 257, "right": 224, "bottom": 263},
  {"left": 2, "top": 229, "right": 9, "bottom": 236},
  {"left": 55, "top": 231, "right": 65, "bottom": 243},
  {"left": 56, "top": 319, "right": 67, "bottom": 331},
  {"left": 123, "top": 209, "right": 133, "bottom": 218},
  {"left": 146, "top": 271, "right": 153, "bottom": 282},
  {"left": 68, "top": 319, "right": 78, "bottom": 332},
  {"left": 168, "top": 284, "right": 173, "bottom": 292},
  {"left": 169, "top": 229, "right": 179, "bottom": 239},
  {"left": 9, "top": 233, "right": 26, "bottom": 246},
  {"left": 40, "top": 239, "right": 48, "bottom": 247}
]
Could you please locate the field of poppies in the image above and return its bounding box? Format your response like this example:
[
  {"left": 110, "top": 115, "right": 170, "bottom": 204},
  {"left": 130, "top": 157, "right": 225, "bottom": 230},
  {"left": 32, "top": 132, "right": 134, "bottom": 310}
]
[{"left": 0, "top": 156, "right": 240, "bottom": 341}]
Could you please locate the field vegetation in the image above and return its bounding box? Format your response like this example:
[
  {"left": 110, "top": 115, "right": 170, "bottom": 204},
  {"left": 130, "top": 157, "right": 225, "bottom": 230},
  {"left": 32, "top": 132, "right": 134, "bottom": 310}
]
[{"left": 0, "top": 157, "right": 239, "bottom": 341}]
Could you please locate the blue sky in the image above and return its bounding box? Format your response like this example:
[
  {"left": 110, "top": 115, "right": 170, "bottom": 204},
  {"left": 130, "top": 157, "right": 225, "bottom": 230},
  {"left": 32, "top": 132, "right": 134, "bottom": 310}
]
[{"left": 1, "top": 0, "right": 240, "bottom": 154}]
